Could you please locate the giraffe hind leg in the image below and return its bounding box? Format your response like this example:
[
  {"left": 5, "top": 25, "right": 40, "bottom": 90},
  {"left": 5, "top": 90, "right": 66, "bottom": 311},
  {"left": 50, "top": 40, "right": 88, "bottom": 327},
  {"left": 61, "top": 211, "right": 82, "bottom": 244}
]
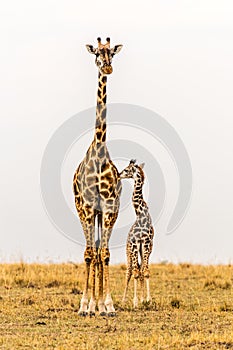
[
  {"left": 132, "top": 246, "right": 140, "bottom": 308},
  {"left": 97, "top": 248, "right": 106, "bottom": 316},
  {"left": 87, "top": 248, "right": 97, "bottom": 316},
  {"left": 142, "top": 244, "right": 152, "bottom": 303},
  {"left": 96, "top": 213, "right": 106, "bottom": 315},
  {"left": 140, "top": 268, "right": 145, "bottom": 304},
  {"left": 139, "top": 242, "right": 145, "bottom": 303},
  {"left": 101, "top": 247, "right": 116, "bottom": 316}
]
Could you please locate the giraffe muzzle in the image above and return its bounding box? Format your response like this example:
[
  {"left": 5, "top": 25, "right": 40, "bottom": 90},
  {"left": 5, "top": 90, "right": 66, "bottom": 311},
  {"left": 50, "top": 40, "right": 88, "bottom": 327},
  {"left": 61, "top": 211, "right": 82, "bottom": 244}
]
[{"left": 101, "top": 65, "right": 113, "bottom": 75}]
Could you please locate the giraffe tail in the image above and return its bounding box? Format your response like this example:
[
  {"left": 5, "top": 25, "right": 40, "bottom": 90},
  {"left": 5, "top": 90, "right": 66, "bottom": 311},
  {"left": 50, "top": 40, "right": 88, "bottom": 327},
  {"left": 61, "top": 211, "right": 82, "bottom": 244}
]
[
  {"left": 138, "top": 241, "right": 143, "bottom": 270},
  {"left": 96, "top": 212, "right": 102, "bottom": 249}
]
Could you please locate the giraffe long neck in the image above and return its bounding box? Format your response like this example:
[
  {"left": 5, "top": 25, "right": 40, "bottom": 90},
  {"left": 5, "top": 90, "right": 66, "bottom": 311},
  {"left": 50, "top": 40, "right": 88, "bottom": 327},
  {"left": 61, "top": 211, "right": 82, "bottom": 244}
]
[
  {"left": 94, "top": 72, "right": 107, "bottom": 144},
  {"left": 132, "top": 175, "right": 145, "bottom": 215}
]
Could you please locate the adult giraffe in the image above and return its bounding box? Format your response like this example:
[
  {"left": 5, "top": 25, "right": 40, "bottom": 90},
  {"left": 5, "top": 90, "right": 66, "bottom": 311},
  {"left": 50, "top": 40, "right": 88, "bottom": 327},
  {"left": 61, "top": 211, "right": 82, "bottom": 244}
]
[{"left": 73, "top": 37, "right": 123, "bottom": 316}]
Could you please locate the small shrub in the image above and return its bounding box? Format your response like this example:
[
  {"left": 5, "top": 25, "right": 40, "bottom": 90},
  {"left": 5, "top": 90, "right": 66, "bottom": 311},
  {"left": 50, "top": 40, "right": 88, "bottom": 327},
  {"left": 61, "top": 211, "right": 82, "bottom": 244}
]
[
  {"left": 15, "top": 278, "right": 28, "bottom": 287},
  {"left": 45, "top": 280, "right": 60, "bottom": 288},
  {"left": 140, "top": 300, "right": 158, "bottom": 311},
  {"left": 204, "top": 279, "right": 217, "bottom": 289},
  {"left": 171, "top": 298, "right": 181, "bottom": 309},
  {"left": 219, "top": 302, "right": 232, "bottom": 312},
  {"left": 21, "top": 297, "right": 35, "bottom": 305},
  {"left": 204, "top": 279, "right": 231, "bottom": 290},
  {"left": 180, "top": 263, "right": 190, "bottom": 269},
  {"left": 71, "top": 287, "right": 82, "bottom": 295},
  {"left": 220, "top": 281, "right": 232, "bottom": 290}
]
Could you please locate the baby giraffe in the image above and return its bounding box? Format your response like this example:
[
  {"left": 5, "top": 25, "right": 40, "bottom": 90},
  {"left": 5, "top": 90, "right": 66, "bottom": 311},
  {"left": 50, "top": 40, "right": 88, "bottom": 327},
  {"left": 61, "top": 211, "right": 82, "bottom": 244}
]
[{"left": 120, "top": 159, "right": 154, "bottom": 308}]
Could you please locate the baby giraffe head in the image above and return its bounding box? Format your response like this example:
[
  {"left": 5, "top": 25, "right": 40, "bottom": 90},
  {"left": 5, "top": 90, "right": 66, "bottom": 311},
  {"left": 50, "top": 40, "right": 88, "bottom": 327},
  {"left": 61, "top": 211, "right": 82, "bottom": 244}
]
[
  {"left": 120, "top": 159, "right": 145, "bottom": 183},
  {"left": 86, "top": 37, "right": 123, "bottom": 75}
]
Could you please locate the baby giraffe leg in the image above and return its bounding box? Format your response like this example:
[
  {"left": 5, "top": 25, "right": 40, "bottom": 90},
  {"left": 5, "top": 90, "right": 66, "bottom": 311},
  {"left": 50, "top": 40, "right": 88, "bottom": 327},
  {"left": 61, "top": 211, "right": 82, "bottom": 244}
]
[
  {"left": 143, "top": 250, "right": 152, "bottom": 303},
  {"left": 146, "top": 277, "right": 151, "bottom": 303},
  {"left": 133, "top": 278, "right": 139, "bottom": 308},
  {"left": 140, "top": 265, "right": 145, "bottom": 304},
  {"left": 132, "top": 250, "right": 140, "bottom": 308}
]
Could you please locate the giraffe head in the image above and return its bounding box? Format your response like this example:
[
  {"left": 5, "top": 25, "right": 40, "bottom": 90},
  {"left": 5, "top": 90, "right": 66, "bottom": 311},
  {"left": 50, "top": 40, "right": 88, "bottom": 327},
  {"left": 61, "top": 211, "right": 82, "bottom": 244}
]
[
  {"left": 120, "top": 159, "right": 145, "bottom": 183},
  {"left": 86, "top": 37, "right": 123, "bottom": 75}
]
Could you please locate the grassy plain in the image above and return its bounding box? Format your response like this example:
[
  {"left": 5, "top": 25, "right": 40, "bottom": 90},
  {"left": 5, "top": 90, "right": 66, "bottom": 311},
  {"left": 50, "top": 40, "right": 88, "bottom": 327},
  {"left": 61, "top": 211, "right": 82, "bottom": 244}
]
[{"left": 0, "top": 263, "right": 232, "bottom": 349}]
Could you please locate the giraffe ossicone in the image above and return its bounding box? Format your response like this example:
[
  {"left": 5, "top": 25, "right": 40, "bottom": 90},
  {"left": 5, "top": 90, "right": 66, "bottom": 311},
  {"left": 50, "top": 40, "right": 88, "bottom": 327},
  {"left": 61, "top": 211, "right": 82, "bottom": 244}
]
[
  {"left": 73, "top": 37, "right": 123, "bottom": 317},
  {"left": 120, "top": 160, "right": 155, "bottom": 308}
]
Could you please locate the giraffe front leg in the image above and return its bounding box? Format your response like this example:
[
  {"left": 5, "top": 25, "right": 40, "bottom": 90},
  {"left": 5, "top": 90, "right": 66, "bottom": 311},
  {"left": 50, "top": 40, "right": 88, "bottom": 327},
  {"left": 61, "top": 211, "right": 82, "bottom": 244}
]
[{"left": 78, "top": 246, "right": 93, "bottom": 316}]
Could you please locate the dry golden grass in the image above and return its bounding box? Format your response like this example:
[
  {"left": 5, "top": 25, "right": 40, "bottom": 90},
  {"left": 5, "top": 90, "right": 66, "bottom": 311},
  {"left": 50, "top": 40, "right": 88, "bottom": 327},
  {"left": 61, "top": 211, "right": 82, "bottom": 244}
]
[{"left": 0, "top": 263, "right": 233, "bottom": 349}]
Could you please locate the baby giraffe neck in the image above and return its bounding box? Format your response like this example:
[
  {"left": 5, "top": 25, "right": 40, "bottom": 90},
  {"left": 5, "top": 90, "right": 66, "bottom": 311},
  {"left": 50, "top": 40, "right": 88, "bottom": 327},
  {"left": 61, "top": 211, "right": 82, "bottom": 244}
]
[{"left": 132, "top": 176, "right": 144, "bottom": 215}]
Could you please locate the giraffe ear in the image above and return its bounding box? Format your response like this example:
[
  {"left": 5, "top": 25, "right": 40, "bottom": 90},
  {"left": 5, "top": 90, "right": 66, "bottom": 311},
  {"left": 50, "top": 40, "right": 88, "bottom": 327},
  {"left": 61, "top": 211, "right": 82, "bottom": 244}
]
[
  {"left": 86, "top": 45, "right": 96, "bottom": 54},
  {"left": 139, "top": 163, "right": 145, "bottom": 169},
  {"left": 111, "top": 45, "right": 123, "bottom": 55},
  {"left": 130, "top": 159, "right": 136, "bottom": 165}
]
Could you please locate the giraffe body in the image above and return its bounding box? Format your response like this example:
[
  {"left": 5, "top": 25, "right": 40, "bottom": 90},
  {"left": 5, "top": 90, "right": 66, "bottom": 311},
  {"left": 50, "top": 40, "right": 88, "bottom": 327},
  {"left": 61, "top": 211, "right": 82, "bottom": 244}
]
[
  {"left": 120, "top": 160, "right": 154, "bottom": 308},
  {"left": 73, "top": 38, "right": 122, "bottom": 316}
]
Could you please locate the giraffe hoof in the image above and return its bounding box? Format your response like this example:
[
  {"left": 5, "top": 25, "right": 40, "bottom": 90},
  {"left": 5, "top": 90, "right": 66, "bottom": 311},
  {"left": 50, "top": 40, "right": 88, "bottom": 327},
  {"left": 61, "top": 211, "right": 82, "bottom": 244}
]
[
  {"left": 78, "top": 311, "right": 88, "bottom": 317},
  {"left": 89, "top": 311, "right": 95, "bottom": 317},
  {"left": 99, "top": 311, "right": 107, "bottom": 317},
  {"left": 107, "top": 312, "right": 116, "bottom": 317}
]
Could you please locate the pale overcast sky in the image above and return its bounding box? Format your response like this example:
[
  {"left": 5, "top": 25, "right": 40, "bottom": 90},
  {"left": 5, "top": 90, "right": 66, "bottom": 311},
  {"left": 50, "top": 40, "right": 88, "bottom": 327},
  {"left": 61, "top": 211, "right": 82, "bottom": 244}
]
[{"left": 0, "top": 0, "right": 233, "bottom": 264}]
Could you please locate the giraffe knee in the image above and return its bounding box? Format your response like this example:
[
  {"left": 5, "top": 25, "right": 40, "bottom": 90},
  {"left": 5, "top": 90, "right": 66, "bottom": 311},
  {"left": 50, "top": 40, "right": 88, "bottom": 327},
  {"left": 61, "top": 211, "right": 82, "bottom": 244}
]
[
  {"left": 84, "top": 257, "right": 92, "bottom": 264},
  {"left": 100, "top": 248, "right": 110, "bottom": 265},
  {"left": 133, "top": 268, "right": 140, "bottom": 279},
  {"left": 84, "top": 247, "right": 94, "bottom": 264},
  {"left": 143, "top": 269, "right": 150, "bottom": 278}
]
